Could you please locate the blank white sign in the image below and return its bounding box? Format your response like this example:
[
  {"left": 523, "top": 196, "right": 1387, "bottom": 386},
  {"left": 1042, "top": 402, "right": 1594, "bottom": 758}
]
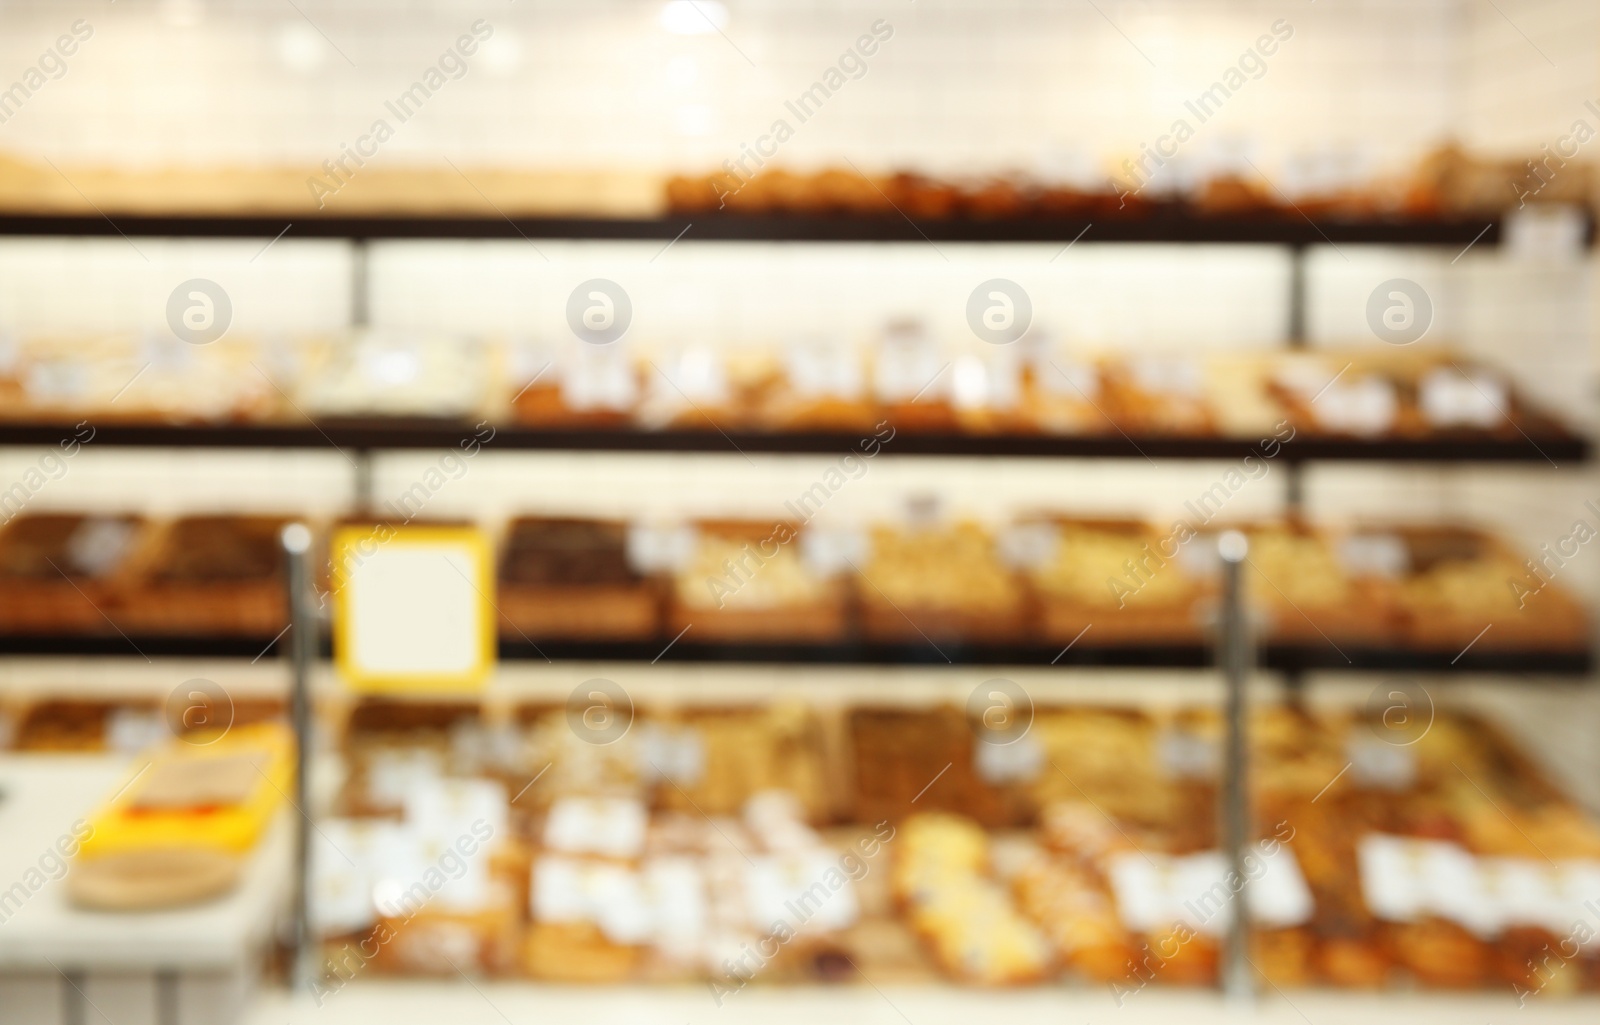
[{"left": 345, "top": 545, "right": 484, "bottom": 678}]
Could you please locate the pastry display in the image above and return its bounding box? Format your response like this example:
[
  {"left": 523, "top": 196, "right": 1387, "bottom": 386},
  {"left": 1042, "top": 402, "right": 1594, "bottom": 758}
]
[
  {"left": 0, "top": 332, "right": 1577, "bottom": 453},
  {"left": 11, "top": 697, "right": 165, "bottom": 753},
  {"left": 858, "top": 520, "right": 1025, "bottom": 643},
  {"left": 13, "top": 682, "right": 1573, "bottom": 993},
  {"left": 497, "top": 517, "right": 658, "bottom": 640},
  {"left": 1240, "top": 522, "right": 1402, "bottom": 645},
  {"left": 664, "top": 144, "right": 1595, "bottom": 221},
  {"left": 0, "top": 335, "right": 280, "bottom": 424},
  {"left": 668, "top": 521, "right": 847, "bottom": 641},
  {"left": 1269, "top": 350, "right": 1572, "bottom": 442},
  {"left": 114, "top": 515, "right": 290, "bottom": 635},
  {"left": 510, "top": 343, "right": 640, "bottom": 429},
  {"left": 0, "top": 510, "right": 1581, "bottom": 656},
  {"left": 1384, "top": 526, "right": 1589, "bottom": 650},
  {"left": 892, "top": 813, "right": 1052, "bottom": 985},
  {"left": 1016, "top": 518, "right": 1209, "bottom": 644},
  {"left": 0, "top": 513, "right": 145, "bottom": 633},
  {"left": 296, "top": 331, "right": 489, "bottom": 419},
  {"left": 1100, "top": 355, "right": 1217, "bottom": 436},
  {"left": 760, "top": 339, "right": 877, "bottom": 432}
]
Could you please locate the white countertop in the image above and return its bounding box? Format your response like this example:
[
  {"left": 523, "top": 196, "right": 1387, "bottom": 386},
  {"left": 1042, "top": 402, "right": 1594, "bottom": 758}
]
[
  {"left": 0, "top": 754, "right": 291, "bottom": 971},
  {"left": 244, "top": 980, "right": 1600, "bottom": 1025}
]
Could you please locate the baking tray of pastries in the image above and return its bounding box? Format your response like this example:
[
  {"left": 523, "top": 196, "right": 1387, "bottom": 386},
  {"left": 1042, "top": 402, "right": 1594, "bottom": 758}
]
[
  {"left": 496, "top": 517, "right": 659, "bottom": 640},
  {"left": 276, "top": 692, "right": 1600, "bottom": 992},
  {"left": 857, "top": 520, "right": 1026, "bottom": 643},
  {"left": 113, "top": 515, "right": 291, "bottom": 635},
  {"left": 666, "top": 520, "right": 849, "bottom": 642},
  {"left": 1013, "top": 517, "right": 1212, "bottom": 645},
  {"left": 0, "top": 513, "right": 145, "bottom": 633}
]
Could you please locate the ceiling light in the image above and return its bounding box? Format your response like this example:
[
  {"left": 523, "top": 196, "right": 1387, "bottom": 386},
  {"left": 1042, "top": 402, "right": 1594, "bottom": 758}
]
[{"left": 660, "top": 1, "right": 728, "bottom": 36}]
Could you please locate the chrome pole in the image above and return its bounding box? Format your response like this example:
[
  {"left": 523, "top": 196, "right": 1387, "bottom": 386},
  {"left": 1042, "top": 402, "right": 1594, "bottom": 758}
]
[
  {"left": 281, "top": 523, "right": 319, "bottom": 995},
  {"left": 1217, "top": 530, "right": 1253, "bottom": 1004}
]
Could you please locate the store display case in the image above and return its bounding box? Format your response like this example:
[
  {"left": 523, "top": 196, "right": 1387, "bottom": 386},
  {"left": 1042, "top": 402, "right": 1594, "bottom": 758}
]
[{"left": 1, "top": 2, "right": 1598, "bottom": 1024}]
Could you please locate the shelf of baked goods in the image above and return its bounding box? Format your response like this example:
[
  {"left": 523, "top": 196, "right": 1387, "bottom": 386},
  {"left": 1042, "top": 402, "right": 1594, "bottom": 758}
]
[
  {"left": 0, "top": 511, "right": 1587, "bottom": 673},
  {"left": 7, "top": 687, "right": 1598, "bottom": 997},
  {"left": 0, "top": 144, "right": 1586, "bottom": 247},
  {"left": 0, "top": 334, "right": 1584, "bottom": 463}
]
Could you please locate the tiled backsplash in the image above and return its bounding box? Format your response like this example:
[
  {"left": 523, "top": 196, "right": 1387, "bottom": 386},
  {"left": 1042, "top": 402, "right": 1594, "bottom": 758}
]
[{"left": 0, "top": 0, "right": 1555, "bottom": 180}]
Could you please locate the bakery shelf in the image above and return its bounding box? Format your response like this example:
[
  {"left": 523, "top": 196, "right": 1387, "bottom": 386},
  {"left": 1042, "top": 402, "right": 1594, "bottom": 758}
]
[
  {"left": 0, "top": 632, "right": 1586, "bottom": 674},
  {"left": 0, "top": 210, "right": 1537, "bottom": 246},
  {"left": 0, "top": 419, "right": 1585, "bottom": 462}
]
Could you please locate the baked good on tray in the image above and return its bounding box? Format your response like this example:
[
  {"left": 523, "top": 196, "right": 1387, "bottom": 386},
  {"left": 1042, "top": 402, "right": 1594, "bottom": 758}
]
[
  {"left": 12, "top": 698, "right": 164, "bottom": 752},
  {"left": 1239, "top": 522, "right": 1402, "bottom": 645},
  {"left": 497, "top": 517, "right": 658, "bottom": 640},
  {"left": 114, "top": 515, "right": 290, "bottom": 635},
  {"left": 1099, "top": 354, "right": 1217, "bottom": 436},
  {"left": 0, "top": 513, "right": 145, "bottom": 633},
  {"left": 1382, "top": 525, "right": 1588, "bottom": 651},
  {"left": 871, "top": 320, "right": 959, "bottom": 433},
  {"left": 1016, "top": 352, "right": 1109, "bottom": 436},
  {"left": 667, "top": 520, "right": 847, "bottom": 641},
  {"left": 1012, "top": 850, "right": 1134, "bottom": 983},
  {"left": 1015, "top": 517, "right": 1208, "bottom": 645},
  {"left": 892, "top": 813, "right": 1053, "bottom": 985},
  {"left": 0, "top": 335, "right": 280, "bottom": 424},
  {"left": 1268, "top": 350, "right": 1573, "bottom": 442},
  {"left": 848, "top": 706, "right": 1030, "bottom": 829},
  {"left": 645, "top": 706, "right": 831, "bottom": 820},
  {"left": 511, "top": 343, "right": 640, "bottom": 428},
  {"left": 632, "top": 347, "right": 773, "bottom": 432},
  {"left": 297, "top": 330, "right": 489, "bottom": 419},
  {"left": 758, "top": 339, "right": 878, "bottom": 432},
  {"left": 858, "top": 521, "right": 1025, "bottom": 643}
]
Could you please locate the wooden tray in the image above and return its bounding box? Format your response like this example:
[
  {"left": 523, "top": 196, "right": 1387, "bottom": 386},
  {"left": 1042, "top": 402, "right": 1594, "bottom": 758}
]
[{"left": 498, "top": 583, "right": 659, "bottom": 640}]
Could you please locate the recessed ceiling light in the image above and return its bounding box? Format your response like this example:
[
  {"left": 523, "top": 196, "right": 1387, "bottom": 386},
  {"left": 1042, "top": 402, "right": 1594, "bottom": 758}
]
[
  {"left": 275, "top": 23, "right": 328, "bottom": 74},
  {"left": 660, "top": 1, "right": 728, "bottom": 36}
]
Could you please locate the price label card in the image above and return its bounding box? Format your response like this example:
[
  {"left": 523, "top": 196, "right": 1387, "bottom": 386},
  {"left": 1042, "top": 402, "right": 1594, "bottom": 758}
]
[{"left": 332, "top": 525, "right": 495, "bottom": 693}]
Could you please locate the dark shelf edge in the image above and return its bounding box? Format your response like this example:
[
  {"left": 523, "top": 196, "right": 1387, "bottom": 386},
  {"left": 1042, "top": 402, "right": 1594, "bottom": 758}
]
[
  {"left": 0, "top": 634, "right": 1587, "bottom": 675},
  {"left": 0, "top": 212, "right": 1525, "bottom": 246},
  {"left": 0, "top": 421, "right": 1585, "bottom": 463}
]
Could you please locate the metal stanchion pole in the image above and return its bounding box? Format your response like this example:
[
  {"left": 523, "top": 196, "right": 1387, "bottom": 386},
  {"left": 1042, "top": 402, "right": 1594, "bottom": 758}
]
[
  {"left": 281, "top": 523, "right": 319, "bottom": 996},
  {"left": 1217, "top": 530, "right": 1253, "bottom": 1004}
]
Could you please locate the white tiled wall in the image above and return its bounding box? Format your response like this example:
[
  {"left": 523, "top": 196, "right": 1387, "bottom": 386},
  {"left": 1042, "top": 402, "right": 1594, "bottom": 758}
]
[{"left": 0, "top": 0, "right": 1479, "bottom": 180}]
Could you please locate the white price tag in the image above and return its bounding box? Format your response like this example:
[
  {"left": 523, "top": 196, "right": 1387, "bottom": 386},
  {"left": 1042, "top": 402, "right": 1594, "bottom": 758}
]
[
  {"left": 1313, "top": 377, "right": 1397, "bottom": 436},
  {"left": 1419, "top": 367, "right": 1507, "bottom": 429},
  {"left": 973, "top": 732, "right": 1046, "bottom": 784},
  {"left": 743, "top": 850, "right": 859, "bottom": 932},
  {"left": 784, "top": 338, "right": 864, "bottom": 400},
  {"left": 1506, "top": 204, "right": 1586, "bottom": 263},
  {"left": 998, "top": 522, "right": 1059, "bottom": 570},
  {"left": 1346, "top": 733, "right": 1417, "bottom": 789},
  {"left": 1337, "top": 533, "right": 1408, "bottom": 578},
  {"left": 627, "top": 522, "right": 697, "bottom": 574},
  {"left": 544, "top": 796, "right": 649, "bottom": 859},
  {"left": 638, "top": 723, "right": 706, "bottom": 786},
  {"left": 800, "top": 527, "right": 867, "bottom": 576}
]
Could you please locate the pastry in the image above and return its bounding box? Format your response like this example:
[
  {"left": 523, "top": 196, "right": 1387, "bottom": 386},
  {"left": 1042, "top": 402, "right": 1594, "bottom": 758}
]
[
  {"left": 667, "top": 521, "right": 846, "bottom": 641},
  {"left": 115, "top": 515, "right": 290, "bottom": 635},
  {"left": 497, "top": 517, "right": 658, "bottom": 640},
  {"left": 858, "top": 521, "right": 1024, "bottom": 643},
  {"left": 0, "top": 513, "right": 145, "bottom": 633}
]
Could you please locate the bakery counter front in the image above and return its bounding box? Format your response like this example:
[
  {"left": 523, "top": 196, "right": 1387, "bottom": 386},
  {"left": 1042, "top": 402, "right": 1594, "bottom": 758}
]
[
  {"left": 7, "top": 677, "right": 1599, "bottom": 1022},
  {"left": 0, "top": 743, "right": 293, "bottom": 1025}
]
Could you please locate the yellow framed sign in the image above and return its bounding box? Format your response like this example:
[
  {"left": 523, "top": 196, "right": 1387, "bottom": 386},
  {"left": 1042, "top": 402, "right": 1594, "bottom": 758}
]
[{"left": 331, "top": 524, "right": 495, "bottom": 693}]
